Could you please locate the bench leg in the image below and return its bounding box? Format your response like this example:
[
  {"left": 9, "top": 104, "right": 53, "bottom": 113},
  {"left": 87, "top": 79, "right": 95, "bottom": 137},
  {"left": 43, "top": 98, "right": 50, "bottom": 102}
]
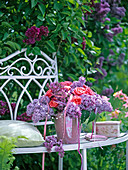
[
  {"left": 82, "top": 149, "right": 87, "bottom": 170},
  {"left": 126, "top": 140, "right": 128, "bottom": 170},
  {"left": 58, "top": 156, "right": 63, "bottom": 170}
]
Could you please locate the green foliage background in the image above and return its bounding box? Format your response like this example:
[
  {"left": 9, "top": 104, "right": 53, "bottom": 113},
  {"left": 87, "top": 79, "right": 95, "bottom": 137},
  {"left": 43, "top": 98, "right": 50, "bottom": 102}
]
[{"left": 0, "top": 0, "right": 128, "bottom": 169}]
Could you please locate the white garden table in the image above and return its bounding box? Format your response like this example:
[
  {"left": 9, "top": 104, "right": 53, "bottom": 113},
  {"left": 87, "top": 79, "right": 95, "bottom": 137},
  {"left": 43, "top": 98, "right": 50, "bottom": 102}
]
[{"left": 12, "top": 133, "right": 128, "bottom": 170}]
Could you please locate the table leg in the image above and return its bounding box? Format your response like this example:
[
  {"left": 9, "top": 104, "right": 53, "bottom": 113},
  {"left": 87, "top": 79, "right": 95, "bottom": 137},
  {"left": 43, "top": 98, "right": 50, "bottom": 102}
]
[
  {"left": 82, "top": 149, "right": 87, "bottom": 170},
  {"left": 126, "top": 140, "right": 128, "bottom": 170},
  {"left": 58, "top": 156, "right": 63, "bottom": 170}
]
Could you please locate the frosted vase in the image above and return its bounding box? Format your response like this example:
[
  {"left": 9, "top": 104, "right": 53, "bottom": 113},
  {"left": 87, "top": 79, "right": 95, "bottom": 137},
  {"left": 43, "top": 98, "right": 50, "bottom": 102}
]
[{"left": 54, "top": 112, "right": 81, "bottom": 144}]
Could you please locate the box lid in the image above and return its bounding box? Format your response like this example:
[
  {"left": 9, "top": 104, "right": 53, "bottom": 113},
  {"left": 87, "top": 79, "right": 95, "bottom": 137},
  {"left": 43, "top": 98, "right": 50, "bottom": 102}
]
[{"left": 96, "top": 121, "right": 120, "bottom": 125}]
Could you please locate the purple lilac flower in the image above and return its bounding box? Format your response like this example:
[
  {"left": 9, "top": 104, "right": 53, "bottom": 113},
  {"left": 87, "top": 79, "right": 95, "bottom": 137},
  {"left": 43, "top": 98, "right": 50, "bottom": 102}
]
[
  {"left": 94, "top": 1, "right": 110, "bottom": 22},
  {"left": 103, "top": 17, "right": 111, "bottom": 22},
  {"left": 111, "top": 4, "right": 126, "bottom": 19},
  {"left": 23, "top": 26, "right": 49, "bottom": 45},
  {"left": 17, "top": 112, "right": 32, "bottom": 121},
  {"left": 0, "top": 108, "right": 6, "bottom": 115},
  {"left": 11, "top": 103, "right": 16, "bottom": 111},
  {"left": 109, "top": 49, "right": 115, "bottom": 55},
  {"left": 80, "top": 94, "right": 113, "bottom": 113},
  {"left": 79, "top": 76, "right": 86, "bottom": 85},
  {"left": 70, "top": 77, "right": 86, "bottom": 91},
  {"left": 94, "top": 57, "right": 107, "bottom": 80},
  {"left": 117, "top": 53, "right": 125, "bottom": 67},
  {"left": 111, "top": 26, "right": 123, "bottom": 36},
  {"left": 43, "top": 136, "right": 64, "bottom": 157},
  {"left": 40, "top": 26, "right": 49, "bottom": 37},
  {"left": 85, "top": 81, "right": 93, "bottom": 87},
  {"left": 105, "top": 32, "right": 113, "bottom": 42},
  {"left": 101, "top": 88, "right": 114, "bottom": 96},
  {"left": 26, "top": 96, "right": 55, "bottom": 123},
  {"left": 0, "top": 100, "right": 7, "bottom": 107},
  {"left": 25, "top": 26, "right": 40, "bottom": 38},
  {"left": 66, "top": 102, "right": 82, "bottom": 118}
]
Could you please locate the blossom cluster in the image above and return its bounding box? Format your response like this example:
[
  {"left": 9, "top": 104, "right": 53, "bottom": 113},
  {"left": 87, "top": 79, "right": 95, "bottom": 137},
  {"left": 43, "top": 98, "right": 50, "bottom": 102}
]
[
  {"left": 109, "top": 90, "right": 128, "bottom": 119},
  {"left": 23, "top": 26, "right": 49, "bottom": 45},
  {"left": 94, "top": 57, "right": 107, "bottom": 81},
  {"left": 43, "top": 136, "right": 64, "bottom": 158},
  {"left": 26, "top": 96, "right": 55, "bottom": 123},
  {"left": 0, "top": 100, "right": 16, "bottom": 117},
  {"left": 92, "top": 0, "right": 125, "bottom": 42},
  {"left": 26, "top": 76, "right": 113, "bottom": 123}
]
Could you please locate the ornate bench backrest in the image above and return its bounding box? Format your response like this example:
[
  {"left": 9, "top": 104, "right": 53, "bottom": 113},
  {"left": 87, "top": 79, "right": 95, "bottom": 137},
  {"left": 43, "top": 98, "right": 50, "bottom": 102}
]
[{"left": 0, "top": 48, "right": 58, "bottom": 121}]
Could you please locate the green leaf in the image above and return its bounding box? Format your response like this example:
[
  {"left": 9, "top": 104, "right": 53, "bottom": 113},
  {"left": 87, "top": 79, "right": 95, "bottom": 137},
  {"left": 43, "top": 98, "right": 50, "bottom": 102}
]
[
  {"left": 31, "top": 0, "right": 37, "bottom": 8},
  {"left": 3, "top": 47, "right": 12, "bottom": 53},
  {"left": 38, "top": 4, "right": 45, "bottom": 16},
  {"left": 81, "top": 110, "right": 90, "bottom": 124},
  {"left": 95, "top": 68, "right": 104, "bottom": 75},
  {"left": 77, "top": 48, "right": 86, "bottom": 57},
  {"left": 88, "top": 31, "right": 92, "bottom": 38},
  {"left": 88, "top": 111, "right": 96, "bottom": 124},
  {"left": 61, "top": 11, "right": 71, "bottom": 16},
  {"left": 61, "top": 30, "right": 68, "bottom": 40},
  {"left": 14, "top": 43, "right": 21, "bottom": 51},
  {"left": 66, "top": 73, "right": 77, "bottom": 81},
  {"left": 46, "top": 40, "right": 56, "bottom": 51},
  {"left": 87, "top": 77, "right": 96, "bottom": 83},
  {"left": 84, "top": 59, "right": 92, "bottom": 66},
  {"left": 67, "top": 36, "right": 71, "bottom": 44},
  {"left": 5, "top": 41, "right": 16, "bottom": 50},
  {"left": 1, "top": 22, "right": 12, "bottom": 27},
  {"left": 0, "top": 12, "right": 4, "bottom": 17},
  {"left": 76, "top": 16, "right": 85, "bottom": 27},
  {"left": 37, "top": 15, "right": 45, "bottom": 21},
  {"left": 86, "top": 39, "right": 94, "bottom": 47},
  {"left": 124, "top": 28, "right": 128, "bottom": 35},
  {"left": 54, "top": 1, "right": 63, "bottom": 10},
  {"left": 0, "top": 48, "right": 2, "bottom": 55},
  {"left": 82, "top": 5, "right": 92, "bottom": 13},
  {"left": 68, "top": 26, "right": 78, "bottom": 33},
  {"left": 79, "top": 30, "right": 87, "bottom": 37},
  {"left": 26, "top": 47, "right": 33, "bottom": 56},
  {"left": 52, "top": 24, "right": 61, "bottom": 33},
  {"left": 63, "top": 22, "right": 70, "bottom": 29},
  {"left": 32, "top": 47, "right": 41, "bottom": 55},
  {"left": 66, "top": 0, "right": 75, "bottom": 4},
  {"left": 2, "top": 32, "right": 9, "bottom": 41}
]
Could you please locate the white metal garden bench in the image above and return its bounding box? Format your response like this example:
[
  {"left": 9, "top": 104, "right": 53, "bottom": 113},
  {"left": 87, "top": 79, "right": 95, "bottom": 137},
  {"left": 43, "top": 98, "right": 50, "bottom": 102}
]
[
  {"left": 0, "top": 48, "right": 63, "bottom": 169},
  {"left": 1, "top": 49, "right": 128, "bottom": 170}
]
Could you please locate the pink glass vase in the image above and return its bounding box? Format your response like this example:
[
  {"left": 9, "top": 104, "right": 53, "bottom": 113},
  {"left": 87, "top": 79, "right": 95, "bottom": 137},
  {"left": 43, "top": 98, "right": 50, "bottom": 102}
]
[{"left": 54, "top": 112, "right": 81, "bottom": 144}]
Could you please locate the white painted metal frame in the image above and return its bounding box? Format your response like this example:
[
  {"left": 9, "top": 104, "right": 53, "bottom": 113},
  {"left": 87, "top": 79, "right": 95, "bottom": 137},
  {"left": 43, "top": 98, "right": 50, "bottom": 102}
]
[
  {"left": 0, "top": 48, "right": 58, "bottom": 122},
  {"left": 12, "top": 133, "right": 128, "bottom": 170}
]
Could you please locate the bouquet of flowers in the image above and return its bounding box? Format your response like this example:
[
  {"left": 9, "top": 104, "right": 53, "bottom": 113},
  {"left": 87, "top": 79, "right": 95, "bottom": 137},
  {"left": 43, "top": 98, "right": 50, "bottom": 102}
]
[
  {"left": 26, "top": 76, "right": 113, "bottom": 157},
  {"left": 26, "top": 76, "right": 113, "bottom": 123}
]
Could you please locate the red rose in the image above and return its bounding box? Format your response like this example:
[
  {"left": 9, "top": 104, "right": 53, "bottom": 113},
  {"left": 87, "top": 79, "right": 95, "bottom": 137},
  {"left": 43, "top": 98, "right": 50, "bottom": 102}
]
[
  {"left": 86, "top": 88, "right": 95, "bottom": 95},
  {"left": 45, "top": 89, "right": 52, "bottom": 98},
  {"left": 60, "top": 81, "right": 72, "bottom": 86},
  {"left": 73, "top": 87, "right": 87, "bottom": 96},
  {"left": 73, "top": 87, "right": 95, "bottom": 96},
  {"left": 49, "top": 100, "right": 58, "bottom": 108},
  {"left": 83, "top": 85, "right": 95, "bottom": 95},
  {"left": 71, "top": 96, "right": 81, "bottom": 105}
]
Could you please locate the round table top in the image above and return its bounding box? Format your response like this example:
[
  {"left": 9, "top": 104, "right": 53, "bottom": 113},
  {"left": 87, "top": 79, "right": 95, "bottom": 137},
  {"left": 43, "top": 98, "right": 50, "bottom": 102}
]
[{"left": 13, "top": 133, "right": 128, "bottom": 154}]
